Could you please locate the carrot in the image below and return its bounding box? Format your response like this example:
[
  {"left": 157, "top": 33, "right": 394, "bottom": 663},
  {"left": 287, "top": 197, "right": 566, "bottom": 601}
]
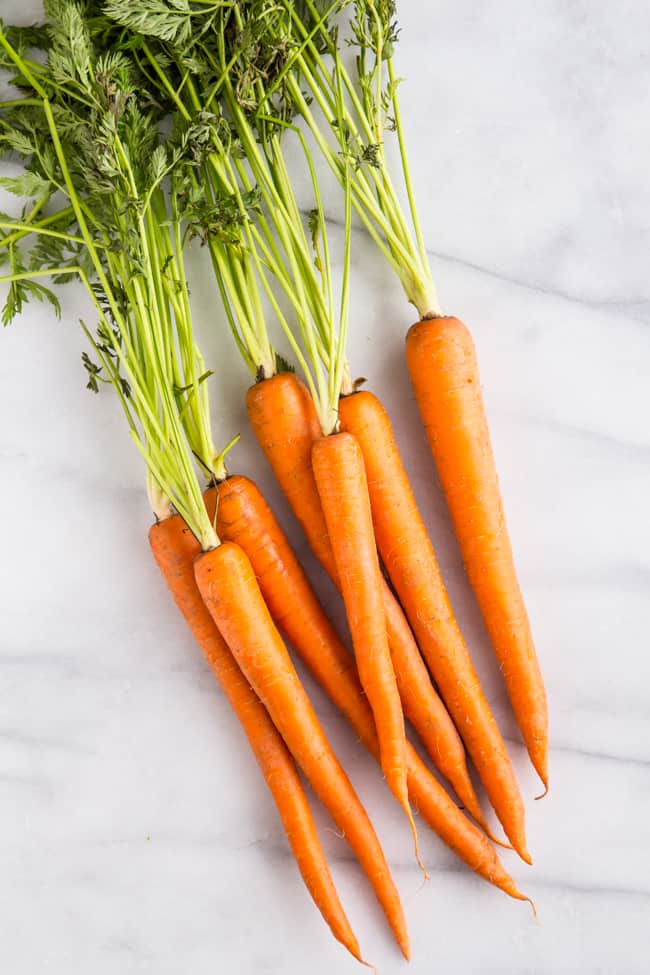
[
  {"left": 312, "top": 430, "right": 421, "bottom": 869},
  {"left": 406, "top": 317, "right": 548, "bottom": 791},
  {"left": 148, "top": 513, "right": 361, "bottom": 962},
  {"left": 246, "top": 372, "right": 488, "bottom": 828},
  {"left": 211, "top": 475, "right": 532, "bottom": 904},
  {"left": 194, "top": 540, "right": 410, "bottom": 960},
  {"left": 338, "top": 390, "right": 529, "bottom": 859}
]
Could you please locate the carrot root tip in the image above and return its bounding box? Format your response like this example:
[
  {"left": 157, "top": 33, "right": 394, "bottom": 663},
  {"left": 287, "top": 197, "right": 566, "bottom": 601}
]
[
  {"left": 406, "top": 806, "right": 428, "bottom": 880},
  {"left": 526, "top": 896, "right": 539, "bottom": 922},
  {"left": 489, "top": 835, "right": 514, "bottom": 852},
  {"left": 511, "top": 889, "right": 538, "bottom": 920},
  {"left": 534, "top": 782, "right": 550, "bottom": 801},
  {"left": 414, "top": 836, "right": 429, "bottom": 881},
  {"left": 515, "top": 843, "right": 533, "bottom": 866},
  {"left": 476, "top": 818, "right": 513, "bottom": 851},
  {"left": 358, "top": 958, "right": 377, "bottom": 972}
]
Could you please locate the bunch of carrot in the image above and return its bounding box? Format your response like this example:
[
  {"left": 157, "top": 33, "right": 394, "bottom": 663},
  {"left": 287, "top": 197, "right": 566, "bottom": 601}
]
[{"left": 0, "top": 0, "right": 547, "bottom": 964}]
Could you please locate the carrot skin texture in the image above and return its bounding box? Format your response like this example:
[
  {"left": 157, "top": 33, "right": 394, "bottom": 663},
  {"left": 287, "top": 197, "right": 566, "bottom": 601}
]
[
  {"left": 212, "top": 476, "right": 528, "bottom": 902},
  {"left": 338, "top": 390, "right": 529, "bottom": 859},
  {"left": 212, "top": 478, "right": 371, "bottom": 740},
  {"left": 406, "top": 317, "right": 548, "bottom": 789},
  {"left": 194, "top": 541, "right": 409, "bottom": 960},
  {"left": 246, "top": 373, "right": 482, "bottom": 824},
  {"left": 148, "top": 515, "right": 361, "bottom": 962},
  {"left": 312, "top": 432, "right": 415, "bottom": 847}
]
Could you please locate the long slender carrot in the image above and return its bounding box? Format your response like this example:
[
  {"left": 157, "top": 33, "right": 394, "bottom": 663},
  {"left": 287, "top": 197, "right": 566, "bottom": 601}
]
[
  {"left": 312, "top": 430, "right": 420, "bottom": 869},
  {"left": 338, "top": 390, "right": 529, "bottom": 859},
  {"left": 406, "top": 317, "right": 548, "bottom": 791},
  {"left": 194, "top": 540, "right": 410, "bottom": 959},
  {"left": 211, "top": 475, "right": 532, "bottom": 904},
  {"left": 148, "top": 513, "right": 361, "bottom": 962},
  {"left": 246, "top": 371, "right": 487, "bottom": 827}
]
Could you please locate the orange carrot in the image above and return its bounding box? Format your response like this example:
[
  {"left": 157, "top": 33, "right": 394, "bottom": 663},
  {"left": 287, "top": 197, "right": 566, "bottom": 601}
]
[
  {"left": 406, "top": 317, "right": 548, "bottom": 791},
  {"left": 312, "top": 430, "right": 420, "bottom": 867},
  {"left": 211, "top": 475, "right": 531, "bottom": 904},
  {"left": 339, "top": 390, "right": 529, "bottom": 859},
  {"left": 194, "top": 540, "right": 410, "bottom": 959},
  {"left": 148, "top": 514, "right": 361, "bottom": 961},
  {"left": 245, "top": 372, "right": 486, "bottom": 827}
]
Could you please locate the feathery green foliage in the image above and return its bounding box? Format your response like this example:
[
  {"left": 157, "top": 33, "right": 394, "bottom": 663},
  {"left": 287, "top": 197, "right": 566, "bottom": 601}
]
[
  {"left": 0, "top": 5, "right": 225, "bottom": 545},
  {"left": 168, "top": 0, "right": 439, "bottom": 318},
  {"left": 102, "top": 0, "right": 356, "bottom": 434}
]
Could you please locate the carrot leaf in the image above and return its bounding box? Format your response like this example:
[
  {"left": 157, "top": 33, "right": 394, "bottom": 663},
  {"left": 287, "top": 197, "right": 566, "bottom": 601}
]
[{"left": 0, "top": 6, "right": 225, "bottom": 549}]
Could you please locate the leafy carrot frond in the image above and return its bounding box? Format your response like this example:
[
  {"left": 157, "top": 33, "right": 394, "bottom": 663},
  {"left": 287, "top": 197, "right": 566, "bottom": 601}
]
[
  {"left": 237, "top": 0, "right": 441, "bottom": 318},
  {"left": 0, "top": 7, "right": 224, "bottom": 548},
  {"left": 101, "top": 0, "right": 355, "bottom": 433},
  {"left": 103, "top": 0, "right": 233, "bottom": 47}
]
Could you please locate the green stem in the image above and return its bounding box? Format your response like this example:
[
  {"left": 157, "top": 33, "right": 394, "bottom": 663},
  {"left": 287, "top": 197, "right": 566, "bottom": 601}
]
[
  {"left": 0, "top": 221, "right": 92, "bottom": 248},
  {"left": 274, "top": 4, "right": 441, "bottom": 317},
  {"left": 388, "top": 58, "right": 429, "bottom": 279}
]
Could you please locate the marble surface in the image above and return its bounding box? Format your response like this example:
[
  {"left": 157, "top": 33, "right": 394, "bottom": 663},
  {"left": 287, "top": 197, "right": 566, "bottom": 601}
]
[{"left": 1, "top": 2, "right": 649, "bottom": 972}]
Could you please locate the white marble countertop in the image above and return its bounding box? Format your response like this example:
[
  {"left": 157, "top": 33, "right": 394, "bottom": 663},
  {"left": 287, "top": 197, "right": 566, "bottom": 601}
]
[{"left": 1, "top": 2, "right": 649, "bottom": 972}]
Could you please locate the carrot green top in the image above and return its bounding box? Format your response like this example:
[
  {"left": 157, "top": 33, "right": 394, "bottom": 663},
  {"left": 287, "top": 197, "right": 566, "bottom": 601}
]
[
  {"left": 0, "top": 9, "right": 222, "bottom": 550},
  {"left": 168, "top": 0, "right": 438, "bottom": 321},
  {"left": 103, "top": 0, "right": 356, "bottom": 438},
  {"left": 274, "top": 0, "right": 441, "bottom": 319}
]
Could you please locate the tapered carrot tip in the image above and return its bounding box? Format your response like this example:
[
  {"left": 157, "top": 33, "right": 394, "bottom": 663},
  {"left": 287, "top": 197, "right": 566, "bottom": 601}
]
[
  {"left": 511, "top": 891, "right": 539, "bottom": 923},
  {"left": 387, "top": 890, "right": 410, "bottom": 962},
  {"left": 358, "top": 958, "right": 378, "bottom": 972},
  {"left": 482, "top": 826, "right": 514, "bottom": 852},
  {"left": 348, "top": 943, "right": 375, "bottom": 968},
  {"left": 392, "top": 782, "right": 427, "bottom": 881},
  {"left": 404, "top": 804, "right": 428, "bottom": 881},
  {"left": 519, "top": 845, "right": 533, "bottom": 867},
  {"left": 345, "top": 934, "right": 364, "bottom": 964},
  {"left": 508, "top": 828, "right": 533, "bottom": 866},
  {"left": 531, "top": 753, "right": 549, "bottom": 796},
  {"left": 392, "top": 905, "right": 411, "bottom": 961},
  {"left": 535, "top": 781, "right": 550, "bottom": 801},
  {"left": 467, "top": 809, "right": 514, "bottom": 851},
  {"left": 502, "top": 878, "right": 539, "bottom": 924}
]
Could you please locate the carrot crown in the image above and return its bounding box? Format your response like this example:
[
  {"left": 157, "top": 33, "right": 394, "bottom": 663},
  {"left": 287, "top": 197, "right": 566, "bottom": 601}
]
[{"left": 0, "top": 11, "right": 221, "bottom": 550}]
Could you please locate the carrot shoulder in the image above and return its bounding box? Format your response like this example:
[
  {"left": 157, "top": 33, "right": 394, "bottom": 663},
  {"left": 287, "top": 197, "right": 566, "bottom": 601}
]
[
  {"left": 246, "top": 372, "right": 484, "bottom": 827},
  {"left": 406, "top": 316, "right": 548, "bottom": 790},
  {"left": 148, "top": 514, "right": 361, "bottom": 961},
  {"left": 212, "top": 475, "right": 530, "bottom": 904},
  {"left": 338, "top": 389, "right": 529, "bottom": 860},
  {"left": 194, "top": 540, "right": 409, "bottom": 960}
]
